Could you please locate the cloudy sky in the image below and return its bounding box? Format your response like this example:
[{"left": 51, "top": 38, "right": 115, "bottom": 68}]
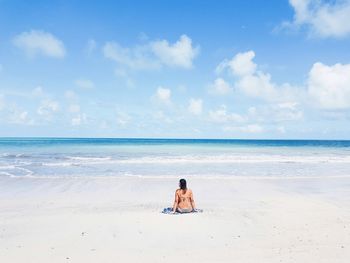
[{"left": 1, "top": 0, "right": 350, "bottom": 139}]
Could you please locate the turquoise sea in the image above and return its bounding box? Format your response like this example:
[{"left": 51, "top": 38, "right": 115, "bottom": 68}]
[{"left": 1, "top": 138, "right": 350, "bottom": 179}]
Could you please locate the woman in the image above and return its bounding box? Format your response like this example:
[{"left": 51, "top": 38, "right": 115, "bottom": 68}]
[{"left": 172, "top": 179, "right": 196, "bottom": 213}]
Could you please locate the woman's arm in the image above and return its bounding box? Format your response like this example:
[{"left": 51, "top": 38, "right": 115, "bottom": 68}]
[
  {"left": 172, "top": 190, "right": 179, "bottom": 212},
  {"left": 190, "top": 190, "right": 196, "bottom": 210}
]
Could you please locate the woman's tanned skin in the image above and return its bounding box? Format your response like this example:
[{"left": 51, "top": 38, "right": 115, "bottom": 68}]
[{"left": 172, "top": 179, "right": 196, "bottom": 213}]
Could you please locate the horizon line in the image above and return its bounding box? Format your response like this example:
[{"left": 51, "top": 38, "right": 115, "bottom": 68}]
[{"left": 0, "top": 136, "right": 350, "bottom": 141}]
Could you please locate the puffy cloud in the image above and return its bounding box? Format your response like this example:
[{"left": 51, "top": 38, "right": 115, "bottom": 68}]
[
  {"left": 208, "top": 105, "right": 245, "bottom": 123},
  {"left": 103, "top": 35, "right": 199, "bottom": 70},
  {"left": 151, "top": 35, "right": 199, "bottom": 69},
  {"left": 37, "top": 99, "right": 59, "bottom": 118},
  {"left": 103, "top": 42, "right": 159, "bottom": 70},
  {"left": 208, "top": 78, "right": 232, "bottom": 95},
  {"left": 67, "top": 102, "right": 86, "bottom": 126},
  {"left": 8, "top": 108, "right": 34, "bottom": 125},
  {"left": 63, "top": 90, "right": 86, "bottom": 126},
  {"left": 13, "top": 30, "right": 66, "bottom": 58},
  {"left": 216, "top": 51, "right": 256, "bottom": 76},
  {"left": 153, "top": 86, "right": 171, "bottom": 105},
  {"left": 308, "top": 62, "right": 350, "bottom": 109},
  {"left": 217, "top": 50, "right": 350, "bottom": 113},
  {"left": 217, "top": 50, "right": 300, "bottom": 102},
  {"left": 75, "top": 79, "right": 95, "bottom": 89},
  {"left": 188, "top": 98, "right": 203, "bottom": 115},
  {"left": 284, "top": 0, "right": 350, "bottom": 38}
]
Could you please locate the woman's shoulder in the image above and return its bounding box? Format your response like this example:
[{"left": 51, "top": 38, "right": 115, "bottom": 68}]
[{"left": 176, "top": 188, "right": 192, "bottom": 194}]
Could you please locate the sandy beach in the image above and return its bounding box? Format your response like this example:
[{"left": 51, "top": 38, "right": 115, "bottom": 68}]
[{"left": 1, "top": 176, "right": 349, "bottom": 263}]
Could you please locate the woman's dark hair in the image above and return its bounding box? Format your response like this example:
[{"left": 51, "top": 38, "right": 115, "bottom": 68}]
[{"left": 179, "top": 179, "right": 187, "bottom": 190}]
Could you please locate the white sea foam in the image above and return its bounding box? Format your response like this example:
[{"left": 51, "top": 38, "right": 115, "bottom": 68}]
[
  {"left": 0, "top": 165, "right": 17, "bottom": 169},
  {"left": 2, "top": 172, "right": 350, "bottom": 180},
  {"left": 115, "top": 155, "right": 350, "bottom": 164},
  {"left": 1, "top": 153, "right": 29, "bottom": 158},
  {"left": 0, "top": 171, "right": 14, "bottom": 177},
  {"left": 38, "top": 154, "right": 350, "bottom": 166},
  {"left": 42, "top": 162, "right": 79, "bottom": 167},
  {"left": 67, "top": 156, "right": 113, "bottom": 161}
]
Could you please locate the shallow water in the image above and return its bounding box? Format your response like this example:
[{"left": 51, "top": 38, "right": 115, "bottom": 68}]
[{"left": 1, "top": 138, "right": 350, "bottom": 179}]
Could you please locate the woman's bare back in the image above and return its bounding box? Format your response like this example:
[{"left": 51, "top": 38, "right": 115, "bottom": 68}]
[{"left": 175, "top": 188, "right": 194, "bottom": 209}]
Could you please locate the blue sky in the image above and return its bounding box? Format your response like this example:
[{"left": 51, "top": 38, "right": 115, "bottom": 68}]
[{"left": 1, "top": 0, "right": 350, "bottom": 139}]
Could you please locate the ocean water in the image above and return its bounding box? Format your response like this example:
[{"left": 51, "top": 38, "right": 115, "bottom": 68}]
[{"left": 1, "top": 138, "right": 350, "bottom": 179}]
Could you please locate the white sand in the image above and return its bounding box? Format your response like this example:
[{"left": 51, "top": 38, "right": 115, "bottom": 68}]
[{"left": 0, "top": 176, "right": 350, "bottom": 263}]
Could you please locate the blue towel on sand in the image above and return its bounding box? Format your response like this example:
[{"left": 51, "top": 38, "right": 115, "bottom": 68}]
[{"left": 162, "top": 207, "right": 203, "bottom": 215}]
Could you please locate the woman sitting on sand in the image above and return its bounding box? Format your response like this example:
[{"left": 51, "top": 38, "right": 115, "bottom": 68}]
[{"left": 172, "top": 179, "right": 196, "bottom": 213}]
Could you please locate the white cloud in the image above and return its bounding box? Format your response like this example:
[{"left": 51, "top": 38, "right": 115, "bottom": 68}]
[
  {"left": 308, "top": 62, "right": 350, "bottom": 109},
  {"left": 248, "top": 103, "right": 304, "bottom": 123},
  {"left": 217, "top": 50, "right": 256, "bottom": 76},
  {"left": 208, "top": 102, "right": 302, "bottom": 133},
  {"left": 151, "top": 35, "right": 199, "bottom": 69},
  {"left": 37, "top": 99, "right": 59, "bottom": 118},
  {"left": 217, "top": 50, "right": 350, "bottom": 114},
  {"left": 75, "top": 79, "right": 95, "bottom": 89},
  {"left": 63, "top": 89, "right": 88, "bottom": 127},
  {"left": 284, "top": 0, "right": 350, "bottom": 38},
  {"left": 103, "top": 35, "right": 199, "bottom": 70},
  {"left": 153, "top": 86, "right": 172, "bottom": 105},
  {"left": 208, "top": 105, "right": 245, "bottom": 123},
  {"left": 71, "top": 113, "right": 86, "bottom": 126},
  {"left": 103, "top": 42, "right": 159, "bottom": 70},
  {"left": 223, "top": 124, "right": 264, "bottom": 133},
  {"left": 188, "top": 98, "right": 203, "bottom": 115},
  {"left": 208, "top": 78, "right": 232, "bottom": 95},
  {"left": 8, "top": 108, "right": 34, "bottom": 125},
  {"left": 116, "top": 111, "right": 131, "bottom": 127},
  {"left": 13, "top": 30, "right": 66, "bottom": 58},
  {"left": 29, "top": 86, "right": 60, "bottom": 121},
  {"left": 217, "top": 50, "right": 300, "bottom": 102}
]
